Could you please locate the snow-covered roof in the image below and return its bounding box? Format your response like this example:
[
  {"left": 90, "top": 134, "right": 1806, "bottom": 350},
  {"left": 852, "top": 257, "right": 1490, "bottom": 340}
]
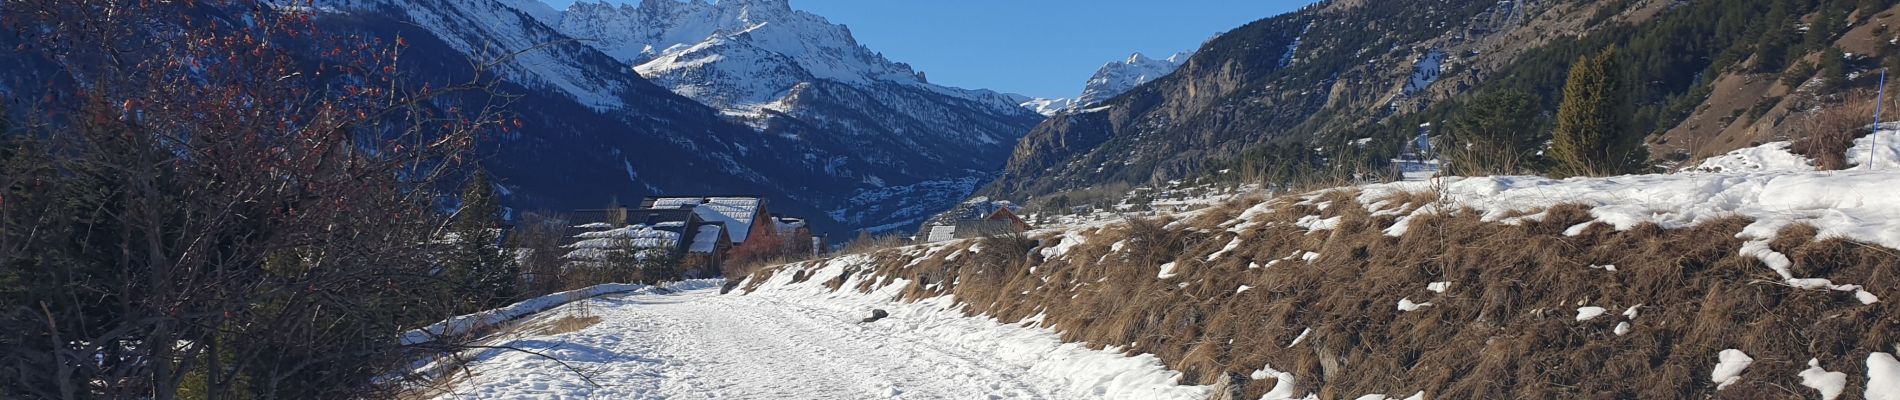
[
  {"left": 925, "top": 225, "right": 957, "bottom": 243},
  {"left": 563, "top": 224, "right": 683, "bottom": 262},
  {"left": 690, "top": 225, "right": 724, "bottom": 253},
  {"left": 648, "top": 197, "right": 764, "bottom": 243}
]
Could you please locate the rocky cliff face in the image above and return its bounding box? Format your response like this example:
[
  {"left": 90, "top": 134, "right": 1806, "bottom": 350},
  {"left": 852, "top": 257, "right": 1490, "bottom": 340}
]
[{"left": 983, "top": 0, "right": 1623, "bottom": 199}]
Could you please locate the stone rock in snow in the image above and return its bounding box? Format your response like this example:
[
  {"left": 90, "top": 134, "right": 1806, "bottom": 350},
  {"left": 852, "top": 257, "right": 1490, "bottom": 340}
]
[
  {"left": 1207, "top": 373, "right": 1246, "bottom": 400},
  {"left": 862, "top": 308, "right": 890, "bottom": 323}
]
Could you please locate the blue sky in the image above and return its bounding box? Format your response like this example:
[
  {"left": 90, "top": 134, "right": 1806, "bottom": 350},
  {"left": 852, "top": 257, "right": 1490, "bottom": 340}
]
[{"left": 540, "top": 0, "right": 1317, "bottom": 98}]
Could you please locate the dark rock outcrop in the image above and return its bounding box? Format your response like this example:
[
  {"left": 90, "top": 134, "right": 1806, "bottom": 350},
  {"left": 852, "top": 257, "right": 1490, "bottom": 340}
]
[{"left": 860, "top": 309, "right": 890, "bottom": 323}]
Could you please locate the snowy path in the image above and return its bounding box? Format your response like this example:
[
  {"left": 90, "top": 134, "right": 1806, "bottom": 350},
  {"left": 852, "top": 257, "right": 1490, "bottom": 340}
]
[{"left": 429, "top": 279, "right": 1203, "bottom": 400}]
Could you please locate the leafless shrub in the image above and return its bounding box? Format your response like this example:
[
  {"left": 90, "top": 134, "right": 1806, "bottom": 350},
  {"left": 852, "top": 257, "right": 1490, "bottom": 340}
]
[{"left": 0, "top": 1, "right": 529, "bottom": 398}]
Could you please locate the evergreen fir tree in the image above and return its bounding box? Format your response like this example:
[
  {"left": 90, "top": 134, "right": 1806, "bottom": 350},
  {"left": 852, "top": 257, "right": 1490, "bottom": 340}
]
[
  {"left": 1446, "top": 89, "right": 1545, "bottom": 175},
  {"left": 1551, "top": 50, "right": 1631, "bottom": 177},
  {"left": 1754, "top": 0, "right": 1796, "bottom": 72},
  {"left": 1803, "top": 7, "right": 1844, "bottom": 52},
  {"left": 1782, "top": 61, "right": 1818, "bottom": 88},
  {"left": 1820, "top": 47, "right": 1848, "bottom": 91},
  {"left": 448, "top": 170, "right": 518, "bottom": 310},
  {"left": 1862, "top": 0, "right": 1884, "bottom": 18}
]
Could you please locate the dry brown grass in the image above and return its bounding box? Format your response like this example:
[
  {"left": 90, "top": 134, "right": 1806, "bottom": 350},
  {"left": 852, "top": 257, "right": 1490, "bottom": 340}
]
[
  {"left": 747, "top": 192, "right": 1900, "bottom": 399},
  {"left": 1789, "top": 93, "right": 1878, "bottom": 170},
  {"left": 839, "top": 232, "right": 912, "bottom": 255},
  {"left": 533, "top": 315, "right": 602, "bottom": 335}
]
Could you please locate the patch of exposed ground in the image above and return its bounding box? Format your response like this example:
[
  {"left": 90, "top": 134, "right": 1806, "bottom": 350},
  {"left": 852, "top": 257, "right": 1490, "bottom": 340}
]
[{"left": 751, "top": 190, "right": 1898, "bottom": 399}]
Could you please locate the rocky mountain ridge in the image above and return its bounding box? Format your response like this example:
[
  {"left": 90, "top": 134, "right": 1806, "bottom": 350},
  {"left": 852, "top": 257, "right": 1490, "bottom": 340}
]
[
  {"left": 1022, "top": 51, "right": 1194, "bottom": 116},
  {"left": 537, "top": 0, "right": 1046, "bottom": 232},
  {"left": 297, "top": 0, "right": 1053, "bottom": 234},
  {"left": 982, "top": 0, "right": 1896, "bottom": 206}
]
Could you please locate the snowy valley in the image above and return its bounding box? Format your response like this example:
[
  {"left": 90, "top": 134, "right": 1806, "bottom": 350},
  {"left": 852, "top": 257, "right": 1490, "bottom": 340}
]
[
  {"left": 8, "top": 0, "right": 1900, "bottom": 399},
  {"left": 297, "top": 0, "right": 1051, "bottom": 236},
  {"left": 418, "top": 129, "right": 1900, "bottom": 399},
  {"left": 540, "top": 0, "right": 1045, "bottom": 232}
]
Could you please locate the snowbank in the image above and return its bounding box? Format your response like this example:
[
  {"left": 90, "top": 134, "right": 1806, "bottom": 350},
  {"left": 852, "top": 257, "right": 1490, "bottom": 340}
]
[
  {"left": 1248, "top": 362, "right": 1307, "bottom": 400},
  {"left": 1851, "top": 126, "right": 1900, "bottom": 170},
  {"left": 1353, "top": 170, "right": 1900, "bottom": 252},
  {"left": 1693, "top": 141, "right": 1814, "bottom": 172},
  {"left": 1693, "top": 127, "right": 1900, "bottom": 172},
  {"left": 745, "top": 255, "right": 1211, "bottom": 400},
  {"left": 1317, "top": 129, "right": 1900, "bottom": 304},
  {"left": 1711, "top": 349, "right": 1754, "bottom": 390},
  {"left": 1871, "top": 352, "right": 1900, "bottom": 400},
  {"left": 1799, "top": 358, "right": 1847, "bottom": 400},
  {"left": 399, "top": 280, "right": 718, "bottom": 346}
]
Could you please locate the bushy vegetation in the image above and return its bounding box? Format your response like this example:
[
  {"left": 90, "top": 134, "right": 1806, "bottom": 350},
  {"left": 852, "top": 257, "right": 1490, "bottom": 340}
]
[
  {"left": 508, "top": 211, "right": 582, "bottom": 294},
  {"left": 0, "top": 2, "right": 534, "bottom": 398},
  {"left": 1212, "top": 0, "right": 1900, "bottom": 189},
  {"left": 1485, "top": 0, "right": 1898, "bottom": 139},
  {"left": 1443, "top": 90, "right": 1548, "bottom": 175},
  {"left": 1790, "top": 92, "right": 1884, "bottom": 170}
]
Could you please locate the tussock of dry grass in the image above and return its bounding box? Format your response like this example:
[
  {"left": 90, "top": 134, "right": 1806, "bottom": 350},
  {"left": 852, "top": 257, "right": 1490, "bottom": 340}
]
[
  {"left": 1790, "top": 95, "right": 1878, "bottom": 170},
  {"left": 839, "top": 233, "right": 912, "bottom": 255},
  {"left": 747, "top": 189, "right": 1900, "bottom": 398},
  {"left": 534, "top": 315, "right": 602, "bottom": 335}
]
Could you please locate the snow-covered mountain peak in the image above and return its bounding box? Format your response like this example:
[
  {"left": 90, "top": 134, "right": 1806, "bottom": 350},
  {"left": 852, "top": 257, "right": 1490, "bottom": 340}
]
[
  {"left": 547, "top": 0, "right": 1032, "bottom": 119},
  {"left": 486, "top": 0, "right": 1043, "bottom": 232},
  {"left": 1118, "top": 51, "right": 1189, "bottom": 65},
  {"left": 1081, "top": 51, "right": 1191, "bottom": 103},
  {"left": 556, "top": 0, "right": 909, "bottom": 85},
  {"left": 1021, "top": 50, "right": 1195, "bottom": 116},
  {"left": 722, "top": 0, "right": 793, "bottom": 14},
  {"left": 1122, "top": 51, "right": 1187, "bottom": 65}
]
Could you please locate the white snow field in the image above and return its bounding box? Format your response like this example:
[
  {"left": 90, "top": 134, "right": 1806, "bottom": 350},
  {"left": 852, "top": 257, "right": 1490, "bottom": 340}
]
[
  {"left": 1287, "top": 129, "right": 1900, "bottom": 304},
  {"left": 423, "top": 260, "right": 1207, "bottom": 399}
]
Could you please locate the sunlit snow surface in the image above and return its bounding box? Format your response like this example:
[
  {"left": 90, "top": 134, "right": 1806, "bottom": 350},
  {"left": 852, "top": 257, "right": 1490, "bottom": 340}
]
[
  {"left": 1345, "top": 129, "right": 1900, "bottom": 304},
  {"left": 424, "top": 255, "right": 1208, "bottom": 399},
  {"left": 1870, "top": 352, "right": 1900, "bottom": 400},
  {"left": 1711, "top": 349, "right": 1753, "bottom": 390}
]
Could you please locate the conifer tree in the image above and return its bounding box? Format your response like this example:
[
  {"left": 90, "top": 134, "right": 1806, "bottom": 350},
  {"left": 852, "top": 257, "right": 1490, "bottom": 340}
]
[
  {"left": 1803, "top": 7, "right": 1843, "bottom": 52},
  {"left": 1446, "top": 89, "right": 1544, "bottom": 175},
  {"left": 1820, "top": 47, "right": 1848, "bottom": 91},
  {"left": 1551, "top": 50, "right": 1631, "bottom": 177},
  {"left": 1754, "top": 0, "right": 1796, "bottom": 72},
  {"left": 448, "top": 170, "right": 518, "bottom": 310}
]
